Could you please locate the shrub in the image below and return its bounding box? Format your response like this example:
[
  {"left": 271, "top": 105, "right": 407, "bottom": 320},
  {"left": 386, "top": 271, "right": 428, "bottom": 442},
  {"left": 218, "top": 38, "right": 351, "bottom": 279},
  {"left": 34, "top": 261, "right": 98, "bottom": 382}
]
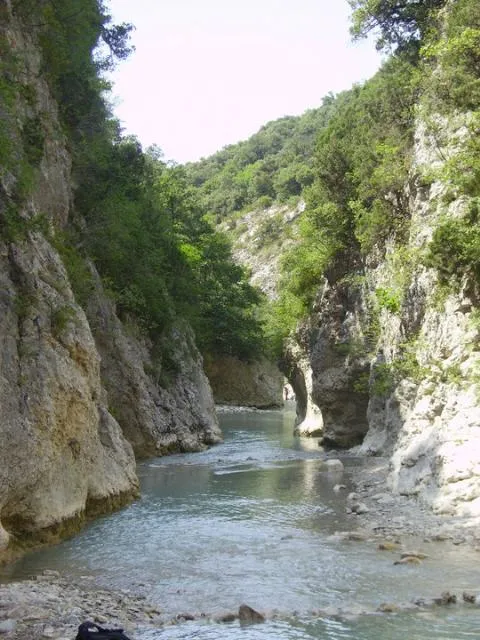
[{"left": 426, "top": 202, "right": 480, "bottom": 290}]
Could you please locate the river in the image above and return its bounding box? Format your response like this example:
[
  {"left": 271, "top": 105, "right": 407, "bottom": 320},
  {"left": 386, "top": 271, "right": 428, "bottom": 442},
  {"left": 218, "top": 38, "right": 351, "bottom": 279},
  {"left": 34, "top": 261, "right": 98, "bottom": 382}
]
[{"left": 2, "top": 408, "right": 480, "bottom": 639}]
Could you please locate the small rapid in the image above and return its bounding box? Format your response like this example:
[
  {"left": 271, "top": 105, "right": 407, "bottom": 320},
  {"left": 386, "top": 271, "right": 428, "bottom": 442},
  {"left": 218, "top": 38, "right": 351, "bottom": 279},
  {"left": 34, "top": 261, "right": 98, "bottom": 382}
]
[{"left": 2, "top": 409, "right": 480, "bottom": 639}]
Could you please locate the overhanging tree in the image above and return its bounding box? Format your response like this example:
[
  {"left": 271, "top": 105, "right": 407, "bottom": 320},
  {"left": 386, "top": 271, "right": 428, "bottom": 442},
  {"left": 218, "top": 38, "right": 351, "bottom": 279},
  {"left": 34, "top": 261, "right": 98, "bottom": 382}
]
[{"left": 348, "top": 0, "right": 447, "bottom": 51}]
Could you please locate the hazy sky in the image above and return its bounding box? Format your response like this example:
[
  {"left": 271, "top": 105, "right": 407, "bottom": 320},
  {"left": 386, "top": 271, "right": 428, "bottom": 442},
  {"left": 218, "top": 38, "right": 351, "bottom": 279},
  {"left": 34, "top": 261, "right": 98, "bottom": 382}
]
[{"left": 107, "top": 0, "right": 383, "bottom": 163}]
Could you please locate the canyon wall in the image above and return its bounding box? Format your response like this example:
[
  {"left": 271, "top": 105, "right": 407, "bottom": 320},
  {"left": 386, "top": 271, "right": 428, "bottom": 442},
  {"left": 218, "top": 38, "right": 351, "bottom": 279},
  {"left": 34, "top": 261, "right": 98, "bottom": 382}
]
[
  {"left": 0, "top": 6, "right": 220, "bottom": 562},
  {"left": 288, "top": 114, "right": 480, "bottom": 517}
]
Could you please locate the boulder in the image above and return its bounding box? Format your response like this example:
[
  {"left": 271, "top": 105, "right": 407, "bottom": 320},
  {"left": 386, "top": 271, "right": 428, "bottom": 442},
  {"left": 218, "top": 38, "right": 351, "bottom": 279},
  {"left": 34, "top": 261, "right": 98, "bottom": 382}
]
[{"left": 238, "top": 604, "right": 265, "bottom": 624}]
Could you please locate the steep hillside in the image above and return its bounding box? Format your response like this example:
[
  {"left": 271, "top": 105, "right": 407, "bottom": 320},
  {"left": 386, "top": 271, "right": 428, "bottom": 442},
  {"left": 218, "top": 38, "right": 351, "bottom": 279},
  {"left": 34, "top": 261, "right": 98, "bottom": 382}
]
[
  {"left": 184, "top": 101, "right": 342, "bottom": 407},
  {"left": 0, "top": 2, "right": 137, "bottom": 561},
  {"left": 186, "top": 102, "right": 337, "bottom": 220},
  {"left": 283, "top": 0, "right": 480, "bottom": 517}
]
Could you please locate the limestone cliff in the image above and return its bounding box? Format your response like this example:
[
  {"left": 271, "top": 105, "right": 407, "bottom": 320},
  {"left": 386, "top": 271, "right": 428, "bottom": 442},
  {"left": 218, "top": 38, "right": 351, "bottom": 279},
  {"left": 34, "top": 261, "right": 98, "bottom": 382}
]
[
  {"left": 287, "top": 111, "right": 480, "bottom": 518},
  {"left": 224, "top": 201, "right": 304, "bottom": 300},
  {"left": 204, "top": 355, "right": 283, "bottom": 409},
  {"left": 0, "top": 4, "right": 220, "bottom": 562},
  {"left": 87, "top": 275, "right": 221, "bottom": 459}
]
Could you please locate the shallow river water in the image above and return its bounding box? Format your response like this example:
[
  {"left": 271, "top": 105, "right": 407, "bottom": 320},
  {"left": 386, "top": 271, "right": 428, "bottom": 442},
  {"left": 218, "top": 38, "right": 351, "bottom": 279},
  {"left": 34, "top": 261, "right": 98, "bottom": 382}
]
[{"left": 3, "top": 409, "right": 480, "bottom": 639}]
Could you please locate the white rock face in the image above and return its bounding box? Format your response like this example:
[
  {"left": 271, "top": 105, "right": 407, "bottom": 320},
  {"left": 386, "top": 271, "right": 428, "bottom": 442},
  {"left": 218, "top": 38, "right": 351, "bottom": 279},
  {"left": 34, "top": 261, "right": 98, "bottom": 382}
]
[
  {"left": 360, "top": 114, "right": 480, "bottom": 517},
  {"left": 225, "top": 202, "right": 303, "bottom": 301},
  {"left": 0, "top": 15, "right": 138, "bottom": 556},
  {"left": 286, "top": 340, "right": 324, "bottom": 436},
  {"left": 290, "top": 112, "right": 480, "bottom": 517},
  {"left": 88, "top": 278, "right": 222, "bottom": 458},
  {"left": 0, "top": 235, "right": 139, "bottom": 550}
]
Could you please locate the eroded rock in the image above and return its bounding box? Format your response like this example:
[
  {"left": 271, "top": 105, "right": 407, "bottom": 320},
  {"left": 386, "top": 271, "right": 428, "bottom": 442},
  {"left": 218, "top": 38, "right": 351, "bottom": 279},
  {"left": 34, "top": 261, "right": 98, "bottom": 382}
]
[{"left": 238, "top": 604, "right": 265, "bottom": 624}]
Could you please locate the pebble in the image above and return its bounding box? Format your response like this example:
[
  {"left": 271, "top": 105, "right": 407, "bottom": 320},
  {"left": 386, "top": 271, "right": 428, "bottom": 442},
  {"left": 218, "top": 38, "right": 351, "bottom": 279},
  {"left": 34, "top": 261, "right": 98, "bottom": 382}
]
[
  {"left": 238, "top": 604, "right": 265, "bottom": 624},
  {"left": 0, "top": 572, "right": 163, "bottom": 639},
  {"left": 350, "top": 502, "right": 370, "bottom": 515},
  {"left": 433, "top": 591, "right": 457, "bottom": 605},
  {"left": 41, "top": 625, "right": 56, "bottom": 637},
  {"left": 0, "top": 620, "right": 16, "bottom": 634},
  {"left": 324, "top": 459, "right": 344, "bottom": 472},
  {"left": 377, "top": 602, "right": 399, "bottom": 613},
  {"left": 462, "top": 591, "right": 477, "bottom": 604},
  {"left": 394, "top": 556, "right": 422, "bottom": 565},
  {"left": 378, "top": 542, "right": 401, "bottom": 551},
  {"left": 94, "top": 615, "right": 109, "bottom": 624},
  {"left": 401, "top": 551, "right": 429, "bottom": 560}
]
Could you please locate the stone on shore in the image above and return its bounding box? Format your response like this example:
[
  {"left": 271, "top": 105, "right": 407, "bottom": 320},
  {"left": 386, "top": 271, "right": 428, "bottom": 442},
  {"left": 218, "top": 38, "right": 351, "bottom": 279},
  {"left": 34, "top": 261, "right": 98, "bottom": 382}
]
[
  {"left": 401, "top": 551, "right": 429, "bottom": 560},
  {"left": 0, "top": 621, "right": 17, "bottom": 634},
  {"left": 350, "top": 502, "right": 370, "bottom": 515},
  {"left": 433, "top": 592, "right": 457, "bottom": 605},
  {"left": 378, "top": 542, "right": 402, "bottom": 551},
  {"left": 377, "top": 603, "right": 400, "bottom": 613},
  {"left": 238, "top": 604, "right": 265, "bottom": 624},
  {"left": 462, "top": 591, "right": 477, "bottom": 604},
  {"left": 394, "top": 556, "right": 423, "bottom": 565},
  {"left": 324, "top": 459, "right": 344, "bottom": 473}
]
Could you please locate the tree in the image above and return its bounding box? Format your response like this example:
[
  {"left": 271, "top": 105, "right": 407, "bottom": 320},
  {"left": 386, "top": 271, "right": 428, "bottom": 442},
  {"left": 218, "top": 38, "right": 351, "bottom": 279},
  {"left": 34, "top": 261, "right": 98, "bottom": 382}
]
[{"left": 348, "top": 0, "right": 447, "bottom": 52}]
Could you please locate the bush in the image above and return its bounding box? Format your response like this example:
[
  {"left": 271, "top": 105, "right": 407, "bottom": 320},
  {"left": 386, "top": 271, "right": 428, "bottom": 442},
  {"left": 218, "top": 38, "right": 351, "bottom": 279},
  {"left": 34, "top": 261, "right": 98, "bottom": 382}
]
[
  {"left": 375, "top": 287, "right": 401, "bottom": 313},
  {"left": 426, "top": 203, "right": 480, "bottom": 289}
]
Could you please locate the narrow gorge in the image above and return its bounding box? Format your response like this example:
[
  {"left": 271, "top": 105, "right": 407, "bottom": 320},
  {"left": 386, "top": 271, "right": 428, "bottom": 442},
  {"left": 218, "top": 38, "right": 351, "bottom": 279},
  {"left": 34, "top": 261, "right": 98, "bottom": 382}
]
[
  {"left": 189, "top": 0, "right": 480, "bottom": 522},
  {"left": 0, "top": 4, "right": 479, "bottom": 638}
]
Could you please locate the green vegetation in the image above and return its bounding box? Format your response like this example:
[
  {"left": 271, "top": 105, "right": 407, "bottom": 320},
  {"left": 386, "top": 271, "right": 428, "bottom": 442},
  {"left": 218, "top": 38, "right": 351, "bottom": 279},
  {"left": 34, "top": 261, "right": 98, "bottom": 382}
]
[
  {"left": 1, "top": 0, "right": 264, "bottom": 365},
  {"left": 186, "top": 104, "right": 336, "bottom": 220},
  {"left": 375, "top": 287, "right": 401, "bottom": 314},
  {"left": 368, "top": 338, "right": 428, "bottom": 397},
  {"left": 3, "top": 0, "right": 479, "bottom": 380},
  {"left": 267, "top": 0, "right": 478, "bottom": 352},
  {"left": 426, "top": 203, "right": 480, "bottom": 291},
  {"left": 421, "top": 0, "right": 480, "bottom": 296},
  {"left": 256, "top": 55, "right": 419, "bottom": 350},
  {"left": 21, "top": 116, "right": 45, "bottom": 167},
  {"left": 50, "top": 304, "right": 77, "bottom": 339},
  {"left": 349, "top": 0, "right": 447, "bottom": 53},
  {"left": 421, "top": 0, "right": 480, "bottom": 112},
  {"left": 184, "top": 0, "right": 479, "bottom": 363}
]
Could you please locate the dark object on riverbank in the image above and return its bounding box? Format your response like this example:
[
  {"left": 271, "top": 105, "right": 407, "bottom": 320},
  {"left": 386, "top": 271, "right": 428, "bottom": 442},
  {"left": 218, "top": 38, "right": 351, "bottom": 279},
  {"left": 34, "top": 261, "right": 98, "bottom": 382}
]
[
  {"left": 216, "top": 612, "right": 238, "bottom": 623},
  {"left": 433, "top": 592, "right": 457, "bottom": 605},
  {"left": 76, "top": 622, "right": 132, "bottom": 640},
  {"left": 239, "top": 604, "right": 265, "bottom": 624},
  {"left": 463, "top": 591, "right": 477, "bottom": 604}
]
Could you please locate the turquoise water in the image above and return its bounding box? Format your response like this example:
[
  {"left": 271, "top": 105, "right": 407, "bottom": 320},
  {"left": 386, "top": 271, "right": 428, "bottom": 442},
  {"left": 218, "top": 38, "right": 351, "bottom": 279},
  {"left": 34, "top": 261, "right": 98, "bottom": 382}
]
[{"left": 3, "top": 409, "right": 480, "bottom": 638}]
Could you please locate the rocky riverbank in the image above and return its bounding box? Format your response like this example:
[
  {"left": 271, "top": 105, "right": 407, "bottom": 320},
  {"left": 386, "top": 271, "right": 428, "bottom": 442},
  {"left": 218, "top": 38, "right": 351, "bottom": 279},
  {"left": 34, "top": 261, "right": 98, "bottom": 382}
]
[
  {"left": 344, "top": 455, "right": 480, "bottom": 546},
  {"left": 1, "top": 451, "right": 480, "bottom": 640},
  {"left": 1, "top": 556, "right": 480, "bottom": 640}
]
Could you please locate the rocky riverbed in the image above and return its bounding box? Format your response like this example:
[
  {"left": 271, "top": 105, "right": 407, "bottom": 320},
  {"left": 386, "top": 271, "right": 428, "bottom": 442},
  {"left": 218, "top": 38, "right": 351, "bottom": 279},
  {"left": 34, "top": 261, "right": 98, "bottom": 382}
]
[{"left": 1, "top": 565, "right": 479, "bottom": 640}]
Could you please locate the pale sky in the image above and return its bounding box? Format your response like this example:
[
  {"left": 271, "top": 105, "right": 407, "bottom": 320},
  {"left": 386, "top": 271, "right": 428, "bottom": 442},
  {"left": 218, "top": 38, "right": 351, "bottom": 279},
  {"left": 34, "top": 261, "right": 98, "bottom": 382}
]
[{"left": 107, "top": 0, "right": 383, "bottom": 164}]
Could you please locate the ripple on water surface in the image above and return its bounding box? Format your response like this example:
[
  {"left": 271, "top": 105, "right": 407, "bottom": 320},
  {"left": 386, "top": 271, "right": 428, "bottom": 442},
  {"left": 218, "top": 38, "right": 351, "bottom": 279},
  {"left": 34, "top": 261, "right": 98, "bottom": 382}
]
[{"left": 2, "top": 409, "right": 480, "bottom": 639}]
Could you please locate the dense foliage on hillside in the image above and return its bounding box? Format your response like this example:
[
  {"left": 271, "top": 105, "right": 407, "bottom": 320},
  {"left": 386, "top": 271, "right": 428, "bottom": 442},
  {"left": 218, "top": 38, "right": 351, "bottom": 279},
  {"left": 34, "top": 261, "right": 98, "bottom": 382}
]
[
  {"left": 271, "top": 0, "right": 480, "bottom": 348},
  {"left": 4, "top": 0, "right": 478, "bottom": 368},
  {"left": 0, "top": 0, "right": 264, "bottom": 363},
  {"left": 185, "top": 0, "right": 480, "bottom": 357},
  {"left": 185, "top": 104, "right": 337, "bottom": 220}
]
